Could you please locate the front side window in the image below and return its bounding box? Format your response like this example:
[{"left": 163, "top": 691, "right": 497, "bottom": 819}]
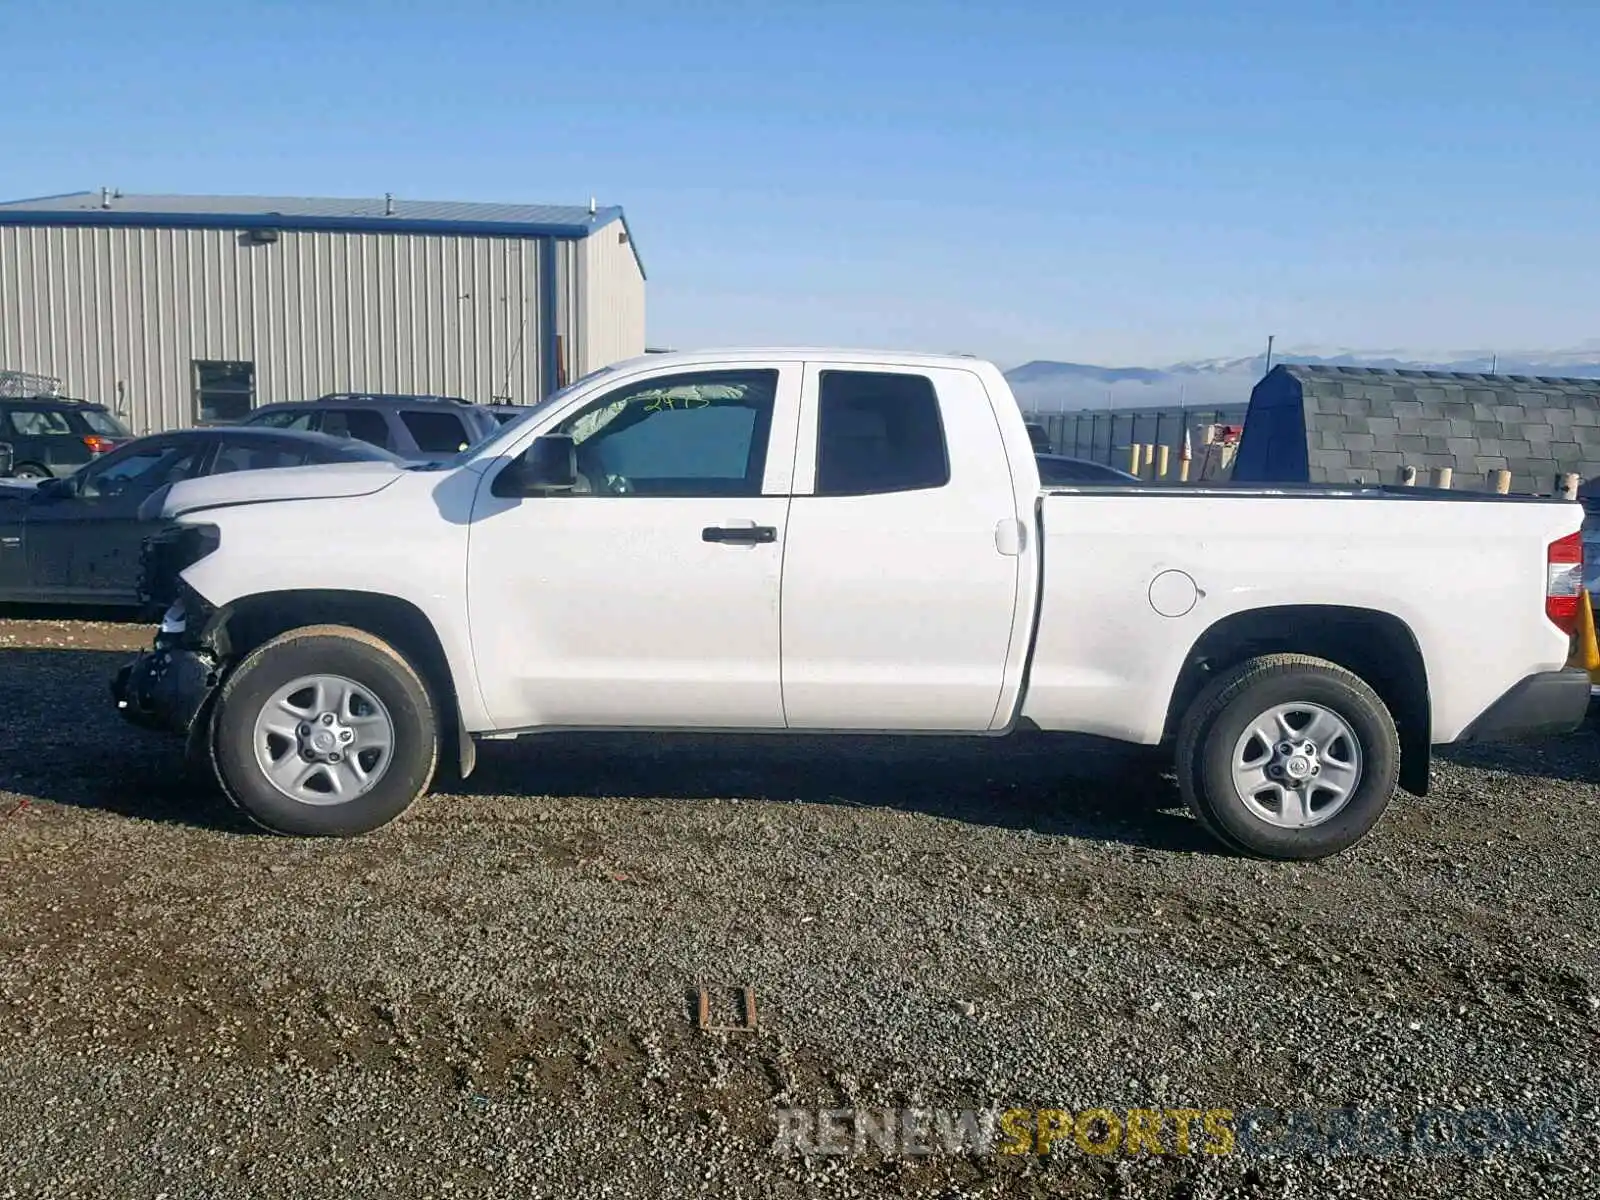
[
  {"left": 77, "top": 443, "right": 203, "bottom": 499},
  {"left": 318, "top": 408, "right": 391, "bottom": 448},
  {"left": 7, "top": 409, "right": 74, "bottom": 437},
  {"left": 814, "top": 371, "right": 950, "bottom": 496},
  {"left": 553, "top": 370, "right": 778, "bottom": 497},
  {"left": 399, "top": 410, "right": 472, "bottom": 454}
]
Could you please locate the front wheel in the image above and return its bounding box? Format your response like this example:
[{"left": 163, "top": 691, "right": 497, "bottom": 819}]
[
  {"left": 209, "top": 625, "right": 439, "bottom": 836},
  {"left": 11, "top": 463, "right": 50, "bottom": 481},
  {"left": 1176, "top": 654, "right": 1400, "bottom": 860}
]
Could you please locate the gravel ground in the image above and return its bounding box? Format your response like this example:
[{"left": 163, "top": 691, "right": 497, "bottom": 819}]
[{"left": 0, "top": 617, "right": 1597, "bottom": 1199}]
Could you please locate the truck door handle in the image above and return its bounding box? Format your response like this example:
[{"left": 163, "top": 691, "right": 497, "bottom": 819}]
[{"left": 702, "top": 524, "right": 777, "bottom": 544}]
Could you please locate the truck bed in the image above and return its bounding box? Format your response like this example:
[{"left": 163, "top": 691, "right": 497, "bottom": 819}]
[{"left": 1018, "top": 487, "right": 1580, "bottom": 745}]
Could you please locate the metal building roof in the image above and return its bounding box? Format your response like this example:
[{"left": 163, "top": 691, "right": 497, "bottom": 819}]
[{"left": 0, "top": 190, "right": 643, "bottom": 274}]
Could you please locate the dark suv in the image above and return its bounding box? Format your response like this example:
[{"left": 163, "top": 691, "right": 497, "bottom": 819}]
[
  {"left": 239, "top": 393, "right": 501, "bottom": 460},
  {"left": 0, "top": 397, "right": 133, "bottom": 479}
]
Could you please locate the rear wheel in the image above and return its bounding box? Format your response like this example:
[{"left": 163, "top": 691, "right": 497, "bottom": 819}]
[
  {"left": 11, "top": 463, "right": 49, "bottom": 481},
  {"left": 1176, "top": 654, "right": 1399, "bottom": 860},
  {"left": 210, "top": 624, "right": 438, "bottom": 836}
]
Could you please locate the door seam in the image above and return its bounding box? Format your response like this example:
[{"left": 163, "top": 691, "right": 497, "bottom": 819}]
[{"left": 776, "top": 365, "right": 811, "bottom": 729}]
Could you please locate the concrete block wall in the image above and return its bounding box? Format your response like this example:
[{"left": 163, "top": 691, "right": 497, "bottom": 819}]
[{"left": 1239, "top": 365, "right": 1600, "bottom": 494}]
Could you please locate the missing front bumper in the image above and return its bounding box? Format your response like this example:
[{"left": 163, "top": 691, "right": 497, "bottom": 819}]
[{"left": 112, "top": 642, "right": 221, "bottom": 736}]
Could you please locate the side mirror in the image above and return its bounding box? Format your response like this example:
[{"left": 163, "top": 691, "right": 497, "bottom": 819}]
[
  {"left": 493, "top": 434, "right": 578, "bottom": 497},
  {"left": 33, "top": 476, "right": 72, "bottom": 500}
]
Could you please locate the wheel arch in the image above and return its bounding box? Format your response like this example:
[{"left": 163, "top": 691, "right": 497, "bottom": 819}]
[
  {"left": 1161, "top": 604, "right": 1431, "bottom": 795},
  {"left": 201, "top": 588, "right": 476, "bottom": 779}
]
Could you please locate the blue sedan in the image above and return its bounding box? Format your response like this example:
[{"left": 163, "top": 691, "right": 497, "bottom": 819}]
[{"left": 0, "top": 426, "right": 401, "bottom": 607}]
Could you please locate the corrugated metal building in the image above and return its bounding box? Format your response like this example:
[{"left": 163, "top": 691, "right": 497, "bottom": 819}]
[{"left": 0, "top": 190, "right": 646, "bottom": 433}]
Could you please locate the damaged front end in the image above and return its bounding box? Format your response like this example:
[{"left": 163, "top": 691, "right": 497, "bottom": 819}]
[
  {"left": 111, "top": 606, "right": 223, "bottom": 735},
  {"left": 111, "top": 522, "right": 225, "bottom": 740}
]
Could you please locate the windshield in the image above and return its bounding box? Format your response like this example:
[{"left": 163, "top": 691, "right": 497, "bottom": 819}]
[{"left": 403, "top": 366, "right": 622, "bottom": 471}]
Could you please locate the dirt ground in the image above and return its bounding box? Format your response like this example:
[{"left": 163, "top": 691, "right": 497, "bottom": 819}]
[{"left": 0, "top": 617, "right": 1597, "bottom": 1199}]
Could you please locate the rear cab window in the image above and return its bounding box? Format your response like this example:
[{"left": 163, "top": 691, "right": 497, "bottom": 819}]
[{"left": 814, "top": 370, "right": 950, "bottom": 496}]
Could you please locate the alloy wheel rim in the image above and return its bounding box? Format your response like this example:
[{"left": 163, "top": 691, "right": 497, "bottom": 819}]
[
  {"left": 252, "top": 674, "right": 395, "bottom": 805},
  {"left": 1230, "top": 702, "right": 1363, "bottom": 828}
]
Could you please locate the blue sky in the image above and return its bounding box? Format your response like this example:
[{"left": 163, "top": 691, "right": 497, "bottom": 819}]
[{"left": 4, "top": 0, "right": 1598, "bottom": 368}]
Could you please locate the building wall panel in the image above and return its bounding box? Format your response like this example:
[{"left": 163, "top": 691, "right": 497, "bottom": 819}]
[
  {"left": 0, "top": 223, "right": 597, "bottom": 433},
  {"left": 580, "top": 223, "right": 646, "bottom": 377}
]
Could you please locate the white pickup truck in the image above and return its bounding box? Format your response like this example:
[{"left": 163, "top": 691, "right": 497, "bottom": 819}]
[{"left": 113, "top": 349, "right": 1594, "bottom": 860}]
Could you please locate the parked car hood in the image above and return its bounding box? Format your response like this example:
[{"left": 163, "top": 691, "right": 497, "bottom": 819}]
[{"left": 151, "top": 460, "right": 409, "bottom": 519}]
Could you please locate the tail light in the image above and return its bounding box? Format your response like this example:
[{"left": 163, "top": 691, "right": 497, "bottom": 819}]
[
  {"left": 1546, "top": 531, "right": 1584, "bottom": 634},
  {"left": 83, "top": 435, "right": 118, "bottom": 455}
]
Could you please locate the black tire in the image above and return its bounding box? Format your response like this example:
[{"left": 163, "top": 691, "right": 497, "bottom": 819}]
[
  {"left": 12, "top": 463, "right": 50, "bottom": 481},
  {"left": 209, "top": 624, "right": 438, "bottom": 836},
  {"left": 1175, "top": 653, "right": 1400, "bottom": 861},
  {"left": 183, "top": 689, "right": 224, "bottom": 792}
]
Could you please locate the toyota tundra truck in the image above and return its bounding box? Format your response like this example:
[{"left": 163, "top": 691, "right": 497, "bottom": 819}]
[{"left": 112, "top": 349, "right": 1595, "bottom": 860}]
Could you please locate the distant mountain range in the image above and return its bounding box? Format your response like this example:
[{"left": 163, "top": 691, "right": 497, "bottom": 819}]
[{"left": 1005, "top": 347, "right": 1600, "bottom": 412}]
